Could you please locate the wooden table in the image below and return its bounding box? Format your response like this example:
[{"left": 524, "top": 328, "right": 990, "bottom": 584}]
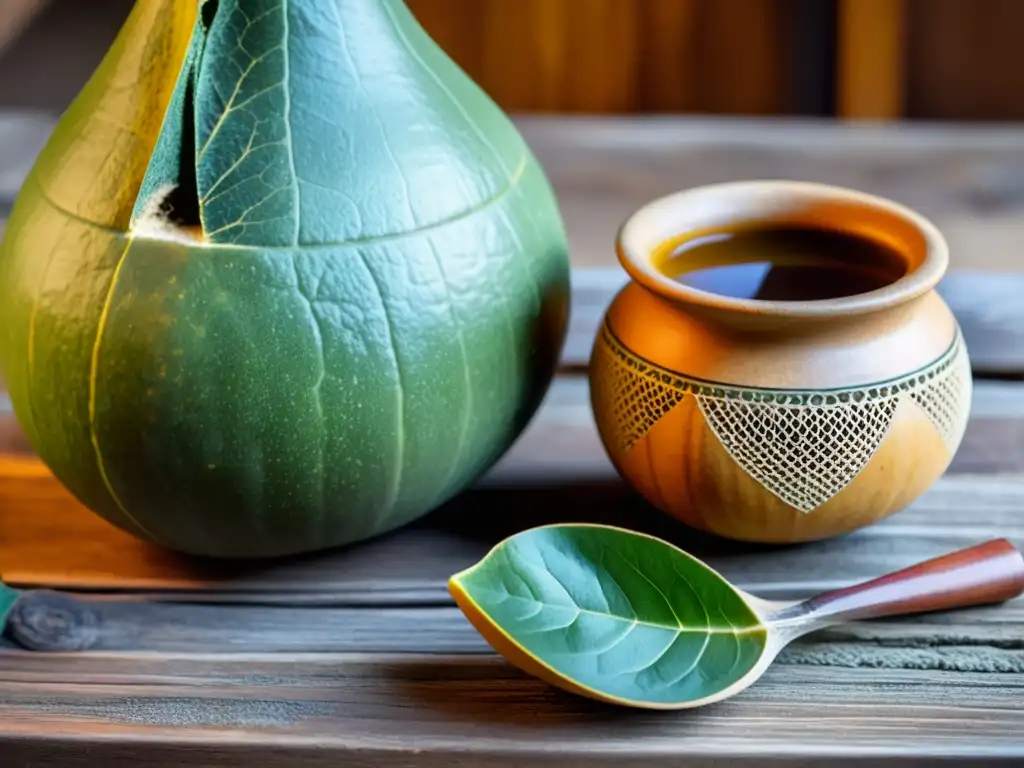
[{"left": 2, "top": 114, "right": 1024, "bottom": 766}]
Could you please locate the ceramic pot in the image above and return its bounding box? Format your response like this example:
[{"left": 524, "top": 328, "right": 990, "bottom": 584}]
[{"left": 589, "top": 181, "right": 972, "bottom": 543}]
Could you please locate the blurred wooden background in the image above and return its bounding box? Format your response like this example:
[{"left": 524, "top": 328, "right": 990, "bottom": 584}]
[{"left": 1, "top": 0, "right": 1024, "bottom": 121}]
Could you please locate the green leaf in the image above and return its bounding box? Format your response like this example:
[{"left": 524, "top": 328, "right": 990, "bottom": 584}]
[
  {"left": 0, "top": 582, "right": 21, "bottom": 630},
  {"left": 134, "top": 0, "right": 525, "bottom": 248},
  {"left": 449, "top": 524, "right": 769, "bottom": 709}
]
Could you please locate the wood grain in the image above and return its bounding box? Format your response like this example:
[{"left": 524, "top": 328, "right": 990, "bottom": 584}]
[
  {"left": 417, "top": 0, "right": 645, "bottom": 113},
  {"left": 0, "top": 653, "right": 1022, "bottom": 767},
  {"left": 691, "top": 0, "right": 791, "bottom": 115},
  {"left": 404, "top": 0, "right": 1024, "bottom": 122},
  {"left": 403, "top": 0, "right": 793, "bottom": 115},
  {"left": 5, "top": 588, "right": 1024, "bottom": 656},
  {"left": 478, "top": 0, "right": 573, "bottom": 112},
  {"left": 7, "top": 4, "right": 1024, "bottom": 128},
  {"left": 636, "top": 0, "right": 698, "bottom": 112},
  {"left": 416, "top": 0, "right": 1024, "bottom": 122},
  {"left": 837, "top": 0, "right": 905, "bottom": 119},
  {"left": 404, "top": 0, "right": 484, "bottom": 80},
  {"left": 907, "top": 0, "right": 1024, "bottom": 121}
]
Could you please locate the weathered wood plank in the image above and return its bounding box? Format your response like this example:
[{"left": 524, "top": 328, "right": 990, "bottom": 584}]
[
  {"left": 4, "top": 590, "right": 1022, "bottom": 656},
  {"left": 3, "top": 445, "right": 1024, "bottom": 602},
  {"left": 0, "top": 653, "right": 1021, "bottom": 767}
]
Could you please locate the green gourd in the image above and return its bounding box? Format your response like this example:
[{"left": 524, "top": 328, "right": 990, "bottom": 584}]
[{"left": 0, "top": 0, "right": 570, "bottom": 558}]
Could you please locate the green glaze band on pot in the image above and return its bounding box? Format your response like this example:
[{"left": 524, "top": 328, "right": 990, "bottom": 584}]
[{"left": 0, "top": 0, "right": 570, "bottom": 558}]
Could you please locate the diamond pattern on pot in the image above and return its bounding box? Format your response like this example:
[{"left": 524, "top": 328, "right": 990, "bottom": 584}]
[
  {"left": 592, "top": 325, "right": 687, "bottom": 453},
  {"left": 593, "top": 321, "right": 970, "bottom": 513},
  {"left": 696, "top": 394, "right": 901, "bottom": 513},
  {"left": 910, "top": 339, "right": 972, "bottom": 454}
]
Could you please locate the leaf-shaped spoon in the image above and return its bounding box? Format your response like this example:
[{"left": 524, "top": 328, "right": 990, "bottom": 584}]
[{"left": 449, "top": 524, "right": 1024, "bottom": 709}]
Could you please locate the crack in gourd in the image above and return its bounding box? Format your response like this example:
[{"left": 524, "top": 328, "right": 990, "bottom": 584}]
[
  {"left": 289, "top": 255, "right": 326, "bottom": 536},
  {"left": 356, "top": 250, "right": 406, "bottom": 531},
  {"left": 87, "top": 238, "right": 168, "bottom": 545},
  {"left": 425, "top": 239, "right": 473, "bottom": 503},
  {"left": 327, "top": 3, "right": 473, "bottom": 508}
]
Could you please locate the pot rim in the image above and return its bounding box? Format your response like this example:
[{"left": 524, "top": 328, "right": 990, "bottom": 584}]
[{"left": 615, "top": 180, "right": 949, "bottom": 319}]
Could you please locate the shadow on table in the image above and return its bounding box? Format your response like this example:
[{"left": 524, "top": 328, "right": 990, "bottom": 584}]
[
  {"left": 378, "top": 656, "right": 664, "bottom": 727},
  {"left": 186, "top": 478, "right": 794, "bottom": 587},
  {"left": 3, "top": 446, "right": 796, "bottom": 591},
  {"left": 170, "top": 478, "right": 786, "bottom": 581},
  {"left": 422, "top": 479, "right": 781, "bottom": 560},
  {"left": 377, "top": 654, "right": 752, "bottom": 731}
]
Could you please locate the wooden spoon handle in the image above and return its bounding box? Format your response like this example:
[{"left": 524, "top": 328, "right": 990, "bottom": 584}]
[{"left": 781, "top": 538, "right": 1024, "bottom": 625}]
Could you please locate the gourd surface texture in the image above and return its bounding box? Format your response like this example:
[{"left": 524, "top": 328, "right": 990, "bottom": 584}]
[{"left": 0, "top": 0, "right": 570, "bottom": 557}]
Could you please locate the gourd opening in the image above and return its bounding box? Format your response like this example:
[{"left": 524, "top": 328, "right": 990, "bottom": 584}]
[
  {"left": 128, "top": 1, "right": 222, "bottom": 245},
  {"left": 142, "top": 74, "right": 203, "bottom": 238},
  {"left": 616, "top": 180, "right": 949, "bottom": 320}
]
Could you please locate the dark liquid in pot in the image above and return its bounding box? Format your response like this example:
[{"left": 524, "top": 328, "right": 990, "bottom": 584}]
[{"left": 654, "top": 225, "right": 907, "bottom": 302}]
